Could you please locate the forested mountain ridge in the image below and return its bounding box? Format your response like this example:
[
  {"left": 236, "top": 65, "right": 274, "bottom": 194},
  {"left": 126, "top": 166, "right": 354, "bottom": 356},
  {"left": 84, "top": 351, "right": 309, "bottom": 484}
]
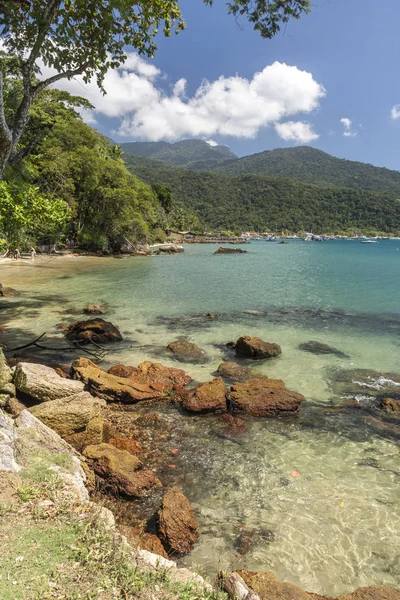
[
  {"left": 211, "top": 146, "right": 400, "bottom": 195},
  {"left": 121, "top": 139, "right": 237, "bottom": 170},
  {"left": 124, "top": 153, "right": 400, "bottom": 234}
]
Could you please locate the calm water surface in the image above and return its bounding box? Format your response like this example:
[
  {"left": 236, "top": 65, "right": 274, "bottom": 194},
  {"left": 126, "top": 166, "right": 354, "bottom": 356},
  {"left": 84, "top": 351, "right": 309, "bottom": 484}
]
[{"left": 1, "top": 240, "right": 399, "bottom": 594}]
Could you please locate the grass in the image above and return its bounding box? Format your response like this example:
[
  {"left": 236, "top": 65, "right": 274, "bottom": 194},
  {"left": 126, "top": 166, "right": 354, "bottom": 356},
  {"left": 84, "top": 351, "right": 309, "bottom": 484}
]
[{"left": 0, "top": 453, "right": 227, "bottom": 600}]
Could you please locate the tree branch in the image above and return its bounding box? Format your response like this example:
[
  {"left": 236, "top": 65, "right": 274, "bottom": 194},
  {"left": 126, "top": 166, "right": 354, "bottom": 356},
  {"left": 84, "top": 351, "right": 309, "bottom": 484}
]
[
  {"left": 0, "top": 65, "right": 12, "bottom": 142},
  {"left": 36, "top": 61, "right": 92, "bottom": 93},
  {"left": 8, "top": 131, "right": 45, "bottom": 167}
]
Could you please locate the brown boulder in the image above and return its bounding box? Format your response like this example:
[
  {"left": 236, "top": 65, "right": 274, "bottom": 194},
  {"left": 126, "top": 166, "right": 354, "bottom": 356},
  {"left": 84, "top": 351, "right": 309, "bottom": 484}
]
[
  {"left": 217, "top": 361, "right": 260, "bottom": 381},
  {"left": 235, "top": 570, "right": 314, "bottom": 600},
  {"left": 66, "top": 318, "right": 122, "bottom": 344},
  {"left": 71, "top": 358, "right": 169, "bottom": 403},
  {"left": 218, "top": 414, "right": 247, "bottom": 434},
  {"left": 157, "top": 486, "right": 199, "bottom": 555},
  {"left": 230, "top": 377, "right": 304, "bottom": 417},
  {"left": 108, "top": 436, "right": 142, "bottom": 455},
  {"left": 381, "top": 398, "right": 400, "bottom": 414},
  {"left": 235, "top": 336, "right": 282, "bottom": 360},
  {"left": 83, "top": 443, "right": 161, "bottom": 498},
  {"left": 119, "top": 526, "right": 168, "bottom": 559},
  {"left": 167, "top": 339, "right": 208, "bottom": 363},
  {"left": 108, "top": 364, "right": 138, "bottom": 378},
  {"left": 338, "top": 586, "right": 400, "bottom": 600},
  {"left": 182, "top": 377, "right": 228, "bottom": 414},
  {"left": 134, "top": 361, "right": 192, "bottom": 387}
]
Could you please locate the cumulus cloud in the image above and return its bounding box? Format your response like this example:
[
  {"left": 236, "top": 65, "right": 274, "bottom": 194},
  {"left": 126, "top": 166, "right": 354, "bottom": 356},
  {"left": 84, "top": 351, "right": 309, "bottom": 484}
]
[
  {"left": 275, "top": 121, "right": 319, "bottom": 143},
  {"left": 391, "top": 105, "right": 400, "bottom": 120},
  {"left": 37, "top": 52, "right": 325, "bottom": 142},
  {"left": 340, "top": 117, "right": 357, "bottom": 137},
  {"left": 206, "top": 139, "right": 218, "bottom": 146}
]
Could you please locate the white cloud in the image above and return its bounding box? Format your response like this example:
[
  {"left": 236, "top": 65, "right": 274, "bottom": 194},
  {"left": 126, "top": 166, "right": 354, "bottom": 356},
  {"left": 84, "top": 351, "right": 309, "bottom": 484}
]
[
  {"left": 391, "top": 105, "right": 400, "bottom": 120},
  {"left": 340, "top": 117, "right": 357, "bottom": 137},
  {"left": 206, "top": 139, "right": 218, "bottom": 146},
  {"left": 36, "top": 52, "right": 325, "bottom": 142},
  {"left": 275, "top": 121, "right": 319, "bottom": 143}
]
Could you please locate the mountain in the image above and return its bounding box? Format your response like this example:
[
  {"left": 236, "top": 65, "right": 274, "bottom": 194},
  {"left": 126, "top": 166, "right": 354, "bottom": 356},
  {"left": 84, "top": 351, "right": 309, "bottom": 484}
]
[
  {"left": 121, "top": 139, "right": 237, "bottom": 170},
  {"left": 124, "top": 153, "right": 400, "bottom": 234},
  {"left": 211, "top": 146, "right": 400, "bottom": 195}
]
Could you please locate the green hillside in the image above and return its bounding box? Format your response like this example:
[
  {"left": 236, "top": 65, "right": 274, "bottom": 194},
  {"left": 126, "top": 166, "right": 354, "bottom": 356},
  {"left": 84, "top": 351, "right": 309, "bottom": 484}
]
[
  {"left": 124, "top": 153, "right": 400, "bottom": 234},
  {"left": 212, "top": 146, "right": 400, "bottom": 195},
  {"left": 121, "top": 139, "right": 237, "bottom": 170}
]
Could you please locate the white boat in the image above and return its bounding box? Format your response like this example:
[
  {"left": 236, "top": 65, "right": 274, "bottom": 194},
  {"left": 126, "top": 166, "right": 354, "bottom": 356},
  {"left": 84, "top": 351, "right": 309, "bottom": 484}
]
[{"left": 360, "top": 240, "right": 378, "bottom": 244}]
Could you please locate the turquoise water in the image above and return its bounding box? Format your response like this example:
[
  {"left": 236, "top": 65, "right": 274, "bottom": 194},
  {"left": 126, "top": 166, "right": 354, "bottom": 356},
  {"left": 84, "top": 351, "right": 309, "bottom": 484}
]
[{"left": 1, "top": 240, "right": 400, "bottom": 595}]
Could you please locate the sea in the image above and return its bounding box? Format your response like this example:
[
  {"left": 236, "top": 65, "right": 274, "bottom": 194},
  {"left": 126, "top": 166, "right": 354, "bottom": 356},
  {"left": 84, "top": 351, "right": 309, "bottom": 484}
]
[{"left": 1, "top": 239, "right": 400, "bottom": 595}]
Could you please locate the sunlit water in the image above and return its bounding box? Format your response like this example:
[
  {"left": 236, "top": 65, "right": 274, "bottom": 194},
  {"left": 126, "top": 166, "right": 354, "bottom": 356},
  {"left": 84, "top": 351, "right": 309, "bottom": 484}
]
[{"left": 1, "top": 240, "right": 400, "bottom": 594}]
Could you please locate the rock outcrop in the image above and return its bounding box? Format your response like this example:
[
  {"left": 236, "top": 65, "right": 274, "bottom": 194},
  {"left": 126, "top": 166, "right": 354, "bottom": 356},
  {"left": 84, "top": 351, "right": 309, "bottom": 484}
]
[
  {"left": 181, "top": 377, "right": 228, "bottom": 413},
  {"left": 167, "top": 339, "right": 208, "bottom": 363},
  {"left": 13, "top": 362, "right": 84, "bottom": 403},
  {"left": 157, "top": 485, "right": 199, "bottom": 555},
  {"left": 66, "top": 318, "right": 122, "bottom": 344},
  {"left": 84, "top": 443, "right": 161, "bottom": 498},
  {"left": 29, "top": 391, "right": 106, "bottom": 451},
  {"left": 217, "top": 361, "right": 260, "bottom": 381},
  {"left": 108, "top": 361, "right": 191, "bottom": 388},
  {"left": 235, "top": 336, "right": 282, "bottom": 360},
  {"left": 0, "top": 283, "right": 20, "bottom": 297},
  {"left": 215, "top": 247, "right": 247, "bottom": 254},
  {"left": 71, "top": 358, "right": 171, "bottom": 403},
  {"left": 230, "top": 377, "right": 304, "bottom": 417}
]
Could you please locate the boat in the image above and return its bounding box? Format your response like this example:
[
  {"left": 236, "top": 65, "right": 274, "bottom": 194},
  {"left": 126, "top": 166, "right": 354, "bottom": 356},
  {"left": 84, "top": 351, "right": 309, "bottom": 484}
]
[{"left": 360, "top": 240, "right": 378, "bottom": 244}]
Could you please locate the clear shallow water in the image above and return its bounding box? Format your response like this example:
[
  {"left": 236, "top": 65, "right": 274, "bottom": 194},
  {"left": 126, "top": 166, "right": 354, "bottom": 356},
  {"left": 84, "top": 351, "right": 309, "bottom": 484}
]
[{"left": 1, "top": 240, "right": 400, "bottom": 594}]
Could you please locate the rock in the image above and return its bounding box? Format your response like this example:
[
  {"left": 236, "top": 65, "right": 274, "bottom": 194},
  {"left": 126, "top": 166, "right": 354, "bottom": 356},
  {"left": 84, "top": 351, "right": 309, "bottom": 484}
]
[
  {"left": 235, "top": 570, "right": 311, "bottom": 600},
  {"left": 224, "top": 572, "right": 261, "bottom": 600},
  {"left": 230, "top": 377, "right": 304, "bottom": 417},
  {"left": 65, "top": 318, "right": 122, "bottom": 344},
  {"left": 330, "top": 369, "right": 400, "bottom": 400},
  {"left": 0, "top": 410, "right": 20, "bottom": 472},
  {"left": 119, "top": 526, "right": 168, "bottom": 559},
  {"left": 84, "top": 303, "right": 108, "bottom": 315},
  {"left": 108, "top": 436, "right": 142, "bottom": 455},
  {"left": 181, "top": 377, "right": 228, "bottom": 413},
  {"left": 0, "top": 349, "right": 12, "bottom": 387},
  {"left": 215, "top": 247, "right": 247, "bottom": 254},
  {"left": 83, "top": 443, "right": 161, "bottom": 498},
  {"left": 338, "top": 586, "right": 400, "bottom": 600},
  {"left": 29, "top": 391, "right": 106, "bottom": 451},
  {"left": 71, "top": 358, "right": 171, "bottom": 403},
  {"left": 217, "top": 361, "right": 260, "bottom": 382},
  {"left": 0, "top": 283, "right": 20, "bottom": 297},
  {"left": 218, "top": 414, "right": 247, "bottom": 434},
  {"left": 108, "top": 364, "right": 138, "bottom": 378},
  {"left": 206, "top": 312, "right": 219, "bottom": 319},
  {"left": 381, "top": 398, "right": 400, "bottom": 413},
  {"left": 157, "top": 486, "right": 199, "bottom": 555},
  {"left": 298, "top": 340, "right": 349, "bottom": 358},
  {"left": 13, "top": 362, "right": 84, "bottom": 403},
  {"left": 134, "top": 361, "right": 192, "bottom": 387},
  {"left": 235, "top": 336, "right": 282, "bottom": 360},
  {"left": 167, "top": 339, "right": 208, "bottom": 363}
]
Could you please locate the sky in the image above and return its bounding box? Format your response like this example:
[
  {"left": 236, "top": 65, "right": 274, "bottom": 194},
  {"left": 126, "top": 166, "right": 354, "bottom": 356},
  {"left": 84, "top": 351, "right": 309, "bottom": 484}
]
[{"left": 45, "top": 0, "right": 400, "bottom": 170}]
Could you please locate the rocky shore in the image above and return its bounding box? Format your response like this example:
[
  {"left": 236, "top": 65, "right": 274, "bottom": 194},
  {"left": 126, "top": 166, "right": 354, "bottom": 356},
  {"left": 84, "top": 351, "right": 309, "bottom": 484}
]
[{"left": 1, "top": 302, "right": 400, "bottom": 598}]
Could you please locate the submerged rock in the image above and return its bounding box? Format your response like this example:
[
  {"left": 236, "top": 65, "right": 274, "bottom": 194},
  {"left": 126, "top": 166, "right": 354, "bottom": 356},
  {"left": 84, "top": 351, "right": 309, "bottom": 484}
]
[
  {"left": 217, "top": 361, "right": 260, "bottom": 382},
  {"left": 157, "top": 485, "right": 199, "bottom": 555},
  {"left": 215, "top": 247, "right": 247, "bottom": 254},
  {"left": 66, "top": 318, "right": 122, "bottom": 344},
  {"left": 381, "top": 397, "right": 400, "bottom": 414},
  {"left": 338, "top": 586, "right": 400, "bottom": 600},
  {"left": 181, "top": 377, "right": 228, "bottom": 414},
  {"left": 235, "top": 336, "right": 282, "bottom": 360},
  {"left": 71, "top": 358, "right": 171, "bottom": 403},
  {"left": 13, "top": 362, "right": 84, "bottom": 403},
  {"left": 167, "top": 339, "right": 208, "bottom": 363},
  {"left": 83, "top": 443, "right": 161, "bottom": 498},
  {"left": 83, "top": 303, "right": 108, "bottom": 315},
  {"left": 218, "top": 414, "right": 247, "bottom": 435},
  {"left": 0, "top": 283, "right": 20, "bottom": 297},
  {"left": 329, "top": 368, "right": 400, "bottom": 400},
  {"left": 298, "top": 340, "right": 349, "bottom": 358},
  {"left": 230, "top": 377, "right": 304, "bottom": 417}
]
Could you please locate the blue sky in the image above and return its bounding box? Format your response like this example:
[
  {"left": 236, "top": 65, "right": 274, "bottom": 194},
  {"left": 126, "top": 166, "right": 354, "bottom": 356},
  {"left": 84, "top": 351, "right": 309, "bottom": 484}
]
[{"left": 54, "top": 0, "right": 400, "bottom": 170}]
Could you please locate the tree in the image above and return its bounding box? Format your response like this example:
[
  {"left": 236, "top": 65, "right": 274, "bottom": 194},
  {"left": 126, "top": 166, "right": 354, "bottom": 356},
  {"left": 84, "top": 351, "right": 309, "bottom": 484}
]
[
  {"left": 0, "top": 0, "right": 311, "bottom": 179},
  {"left": 152, "top": 183, "right": 173, "bottom": 213}
]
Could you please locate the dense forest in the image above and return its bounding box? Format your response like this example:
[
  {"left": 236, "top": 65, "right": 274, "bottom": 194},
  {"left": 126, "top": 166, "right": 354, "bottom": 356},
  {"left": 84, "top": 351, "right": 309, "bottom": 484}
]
[
  {"left": 0, "top": 79, "right": 185, "bottom": 252},
  {"left": 124, "top": 153, "right": 400, "bottom": 234}
]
